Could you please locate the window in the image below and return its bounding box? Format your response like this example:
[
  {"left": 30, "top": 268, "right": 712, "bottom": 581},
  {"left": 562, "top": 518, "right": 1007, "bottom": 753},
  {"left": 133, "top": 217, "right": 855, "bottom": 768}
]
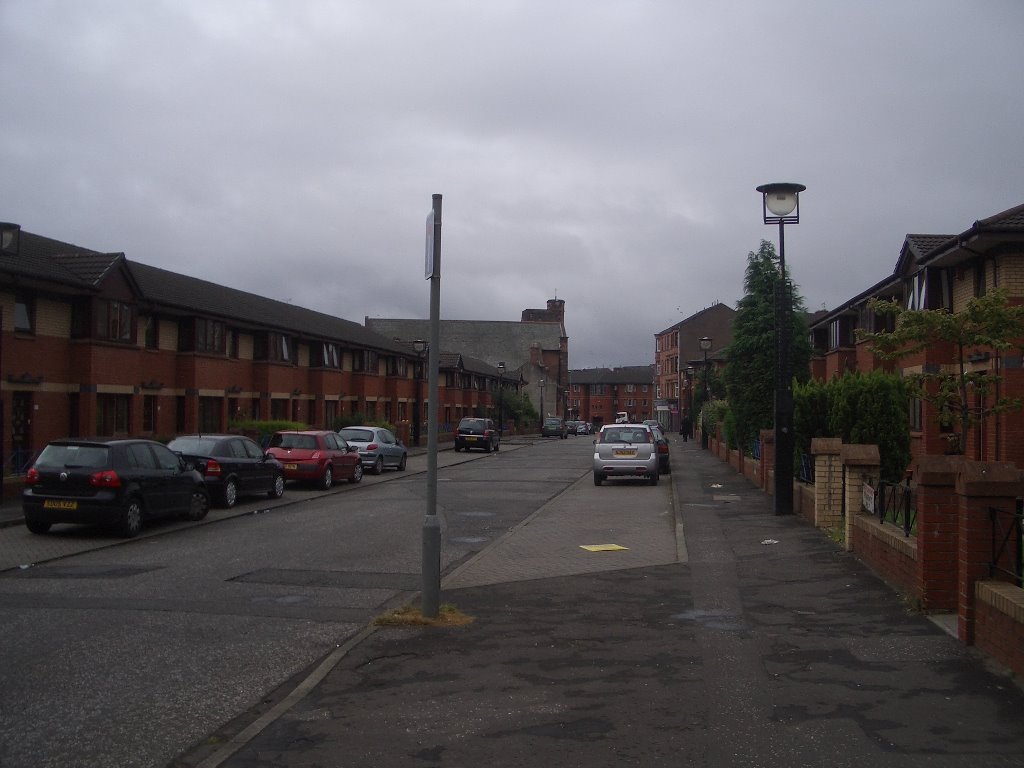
[
  {"left": 314, "top": 342, "right": 341, "bottom": 369},
  {"left": 95, "top": 300, "right": 135, "bottom": 342},
  {"left": 96, "top": 394, "right": 130, "bottom": 435},
  {"left": 143, "top": 315, "right": 159, "bottom": 349},
  {"left": 14, "top": 292, "right": 33, "bottom": 333},
  {"left": 386, "top": 356, "right": 407, "bottom": 377},
  {"left": 196, "top": 318, "right": 226, "bottom": 354},
  {"left": 353, "top": 350, "right": 379, "bottom": 373},
  {"left": 909, "top": 398, "right": 923, "bottom": 432}
]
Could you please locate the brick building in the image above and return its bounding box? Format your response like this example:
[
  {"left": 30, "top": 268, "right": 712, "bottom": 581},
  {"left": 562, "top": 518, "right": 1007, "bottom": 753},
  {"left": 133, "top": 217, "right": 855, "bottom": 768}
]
[
  {"left": 807, "top": 202, "right": 1024, "bottom": 467},
  {"left": 653, "top": 302, "right": 736, "bottom": 432},
  {"left": 568, "top": 365, "right": 654, "bottom": 428},
  {"left": 0, "top": 225, "right": 518, "bottom": 496}
]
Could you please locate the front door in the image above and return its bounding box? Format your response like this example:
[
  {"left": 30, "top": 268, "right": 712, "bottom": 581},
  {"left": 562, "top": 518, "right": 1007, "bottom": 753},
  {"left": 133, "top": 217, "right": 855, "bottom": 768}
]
[{"left": 11, "top": 392, "right": 32, "bottom": 472}]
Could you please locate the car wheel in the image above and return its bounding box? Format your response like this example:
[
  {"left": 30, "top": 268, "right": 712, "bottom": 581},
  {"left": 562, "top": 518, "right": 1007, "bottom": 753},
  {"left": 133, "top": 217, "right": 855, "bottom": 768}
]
[
  {"left": 320, "top": 465, "right": 334, "bottom": 490},
  {"left": 593, "top": 472, "right": 603, "bottom": 486},
  {"left": 453, "top": 444, "right": 461, "bottom": 452},
  {"left": 484, "top": 440, "right": 492, "bottom": 453},
  {"left": 397, "top": 454, "right": 407, "bottom": 471},
  {"left": 268, "top": 473, "right": 285, "bottom": 498},
  {"left": 25, "top": 517, "right": 51, "bottom": 535},
  {"left": 119, "top": 498, "right": 144, "bottom": 538},
  {"left": 372, "top": 456, "right": 384, "bottom": 475},
  {"left": 221, "top": 478, "right": 238, "bottom": 508},
  {"left": 649, "top": 472, "right": 659, "bottom": 486},
  {"left": 349, "top": 462, "right": 363, "bottom": 483},
  {"left": 185, "top": 488, "right": 210, "bottom": 521},
  {"left": 494, "top": 441, "right": 500, "bottom": 452}
]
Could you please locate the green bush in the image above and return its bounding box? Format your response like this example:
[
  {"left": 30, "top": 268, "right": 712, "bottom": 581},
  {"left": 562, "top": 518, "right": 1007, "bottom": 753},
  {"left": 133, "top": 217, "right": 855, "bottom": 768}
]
[{"left": 793, "top": 371, "right": 911, "bottom": 483}]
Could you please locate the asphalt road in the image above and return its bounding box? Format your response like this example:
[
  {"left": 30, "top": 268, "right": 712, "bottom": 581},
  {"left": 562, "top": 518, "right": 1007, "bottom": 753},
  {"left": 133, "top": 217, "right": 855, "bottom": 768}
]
[{"left": 0, "top": 437, "right": 589, "bottom": 768}]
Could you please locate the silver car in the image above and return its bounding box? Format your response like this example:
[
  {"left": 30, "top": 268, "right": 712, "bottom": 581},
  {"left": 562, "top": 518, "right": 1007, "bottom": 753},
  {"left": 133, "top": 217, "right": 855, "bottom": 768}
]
[
  {"left": 592, "top": 424, "right": 659, "bottom": 486},
  {"left": 337, "top": 426, "right": 408, "bottom": 474}
]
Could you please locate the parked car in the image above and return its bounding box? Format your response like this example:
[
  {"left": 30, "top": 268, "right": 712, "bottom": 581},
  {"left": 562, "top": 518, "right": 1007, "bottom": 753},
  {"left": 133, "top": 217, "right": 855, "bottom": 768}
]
[
  {"left": 541, "top": 417, "right": 568, "bottom": 439},
  {"left": 649, "top": 424, "right": 671, "bottom": 474},
  {"left": 592, "top": 424, "right": 659, "bottom": 486},
  {"left": 576, "top": 422, "right": 591, "bottom": 435},
  {"left": 22, "top": 438, "right": 209, "bottom": 538},
  {"left": 265, "top": 430, "right": 363, "bottom": 488},
  {"left": 167, "top": 434, "right": 285, "bottom": 507},
  {"left": 337, "top": 426, "right": 408, "bottom": 473},
  {"left": 454, "top": 417, "right": 500, "bottom": 452}
]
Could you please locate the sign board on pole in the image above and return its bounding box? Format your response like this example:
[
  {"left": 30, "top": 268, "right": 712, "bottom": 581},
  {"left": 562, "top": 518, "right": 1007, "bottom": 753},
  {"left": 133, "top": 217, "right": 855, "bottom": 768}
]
[
  {"left": 862, "top": 481, "right": 875, "bottom": 514},
  {"left": 425, "top": 210, "right": 435, "bottom": 279}
]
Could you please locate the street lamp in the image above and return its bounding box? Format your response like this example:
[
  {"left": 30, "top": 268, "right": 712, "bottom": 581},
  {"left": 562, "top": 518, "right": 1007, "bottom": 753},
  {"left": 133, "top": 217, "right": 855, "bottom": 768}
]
[
  {"left": 497, "top": 361, "right": 505, "bottom": 438},
  {"left": 756, "top": 182, "right": 805, "bottom": 515},
  {"left": 686, "top": 365, "right": 695, "bottom": 441},
  {"left": 412, "top": 339, "right": 428, "bottom": 446},
  {"left": 539, "top": 377, "right": 545, "bottom": 426},
  {"left": 699, "top": 337, "right": 712, "bottom": 448}
]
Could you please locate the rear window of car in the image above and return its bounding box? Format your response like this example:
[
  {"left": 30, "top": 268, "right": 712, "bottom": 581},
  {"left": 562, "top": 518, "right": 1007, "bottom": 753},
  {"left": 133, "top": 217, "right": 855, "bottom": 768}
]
[
  {"left": 270, "top": 433, "right": 318, "bottom": 450},
  {"left": 544, "top": 418, "right": 562, "bottom": 426},
  {"left": 601, "top": 429, "right": 651, "bottom": 444},
  {"left": 167, "top": 437, "right": 219, "bottom": 455},
  {"left": 34, "top": 444, "right": 110, "bottom": 469},
  {"left": 338, "top": 428, "right": 374, "bottom": 442},
  {"left": 459, "top": 419, "right": 487, "bottom": 431}
]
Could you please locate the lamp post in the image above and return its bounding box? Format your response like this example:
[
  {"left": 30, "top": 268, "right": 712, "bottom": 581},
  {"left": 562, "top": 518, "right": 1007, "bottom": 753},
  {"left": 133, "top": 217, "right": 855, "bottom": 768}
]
[
  {"left": 698, "top": 337, "right": 712, "bottom": 448},
  {"left": 1, "top": 223, "right": 20, "bottom": 480},
  {"left": 686, "top": 365, "right": 695, "bottom": 441},
  {"left": 539, "top": 377, "right": 545, "bottom": 426},
  {"left": 496, "top": 361, "right": 505, "bottom": 438},
  {"left": 756, "top": 182, "right": 805, "bottom": 515},
  {"left": 412, "top": 339, "right": 428, "bottom": 446}
]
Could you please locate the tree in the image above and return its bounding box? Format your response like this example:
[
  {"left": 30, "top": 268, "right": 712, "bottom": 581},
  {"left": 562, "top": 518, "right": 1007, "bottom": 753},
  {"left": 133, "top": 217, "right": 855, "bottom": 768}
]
[
  {"left": 858, "top": 288, "right": 1024, "bottom": 454},
  {"left": 723, "top": 240, "right": 812, "bottom": 449}
]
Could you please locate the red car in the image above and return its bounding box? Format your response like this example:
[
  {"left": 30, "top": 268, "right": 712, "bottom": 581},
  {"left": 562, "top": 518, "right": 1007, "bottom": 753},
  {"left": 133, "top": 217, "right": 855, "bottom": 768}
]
[{"left": 265, "top": 430, "right": 363, "bottom": 489}]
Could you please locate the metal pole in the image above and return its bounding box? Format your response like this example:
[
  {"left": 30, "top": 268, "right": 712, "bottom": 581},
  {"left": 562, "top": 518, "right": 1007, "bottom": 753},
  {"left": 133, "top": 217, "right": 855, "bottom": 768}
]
[
  {"left": 774, "top": 219, "right": 794, "bottom": 515},
  {"left": 422, "top": 194, "right": 442, "bottom": 617}
]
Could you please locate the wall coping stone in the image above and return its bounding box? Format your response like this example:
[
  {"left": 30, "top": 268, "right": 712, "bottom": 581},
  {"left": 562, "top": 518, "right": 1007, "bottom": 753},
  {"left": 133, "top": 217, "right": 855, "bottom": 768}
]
[
  {"left": 911, "top": 454, "right": 964, "bottom": 486},
  {"left": 841, "top": 444, "right": 880, "bottom": 466},
  {"left": 954, "top": 461, "right": 1024, "bottom": 497},
  {"left": 810, "top": 437, "right": 842, "bottom": 455}
]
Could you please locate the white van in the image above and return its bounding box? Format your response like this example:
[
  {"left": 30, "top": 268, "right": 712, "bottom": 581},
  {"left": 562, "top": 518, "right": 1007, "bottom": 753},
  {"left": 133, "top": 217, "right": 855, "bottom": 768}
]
[{"left": 614, "top": 412, "right": 629, "bottom": 424}]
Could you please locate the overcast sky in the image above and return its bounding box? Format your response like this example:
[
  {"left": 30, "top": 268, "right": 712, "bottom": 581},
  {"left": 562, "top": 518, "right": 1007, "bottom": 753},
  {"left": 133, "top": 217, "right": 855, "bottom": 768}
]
[{"left": 2, "top": 1, "right": 1022, "bottom": 369}]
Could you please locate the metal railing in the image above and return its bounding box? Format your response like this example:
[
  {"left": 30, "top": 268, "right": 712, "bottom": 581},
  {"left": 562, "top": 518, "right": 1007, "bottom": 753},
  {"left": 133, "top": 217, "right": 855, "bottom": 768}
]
[
  {"left": 877, "top": 479, "right": 916, "bottom": 537},
  {"left": 751, "top": 438, "right": 761, "bottom": 460},
  {"left": 4, "top": 447, "right": 34, "bottom": 477},
  {"left": 798, "top": 452, "right": 815, "bottom": 483},
  {"left": 989, "top": 501, "right": 1024, "bottom": 587}
]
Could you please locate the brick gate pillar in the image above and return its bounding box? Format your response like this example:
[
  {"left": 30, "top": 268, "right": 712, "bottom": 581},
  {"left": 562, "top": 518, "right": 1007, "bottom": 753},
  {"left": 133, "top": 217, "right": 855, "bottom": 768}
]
[
  {"left": 955, "top": 461, "right": 1024, "bottom": 645},
  {"left": 842, "top": 444, "right": 880, "bottom": 550},
  {"left": 913, "top": 455, "right": 962, "bottom": 612}
]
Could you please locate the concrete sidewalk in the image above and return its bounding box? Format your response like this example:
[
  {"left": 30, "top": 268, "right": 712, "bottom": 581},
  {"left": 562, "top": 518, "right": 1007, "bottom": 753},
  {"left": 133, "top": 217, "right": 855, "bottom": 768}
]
[{"left": 175, "top": 438, "right": 1024, "bottom": 768}]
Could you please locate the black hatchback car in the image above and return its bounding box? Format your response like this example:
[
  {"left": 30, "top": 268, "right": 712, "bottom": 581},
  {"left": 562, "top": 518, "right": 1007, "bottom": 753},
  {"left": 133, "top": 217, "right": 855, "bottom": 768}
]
[
  {"left": 167, "top": 434, "right": 285, "bottom": 508},
  {"left": 454, "top": 417, "right": 500, "bottom": 452},
  {"left": 22, "top": 438, "right": 210, "bottom": 538}
]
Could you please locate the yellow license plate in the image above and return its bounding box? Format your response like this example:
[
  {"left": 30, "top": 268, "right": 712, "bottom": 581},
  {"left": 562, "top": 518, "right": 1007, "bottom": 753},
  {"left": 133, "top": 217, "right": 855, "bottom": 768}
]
[
  {"left": 284, "top": 463, "right": 298, "bottom": 470},
  {"left": 613, "top": 449, "right": 637, "bottom": 457},
  {"left": 44, "top": 499, "right": 78, "bottom": 510}
]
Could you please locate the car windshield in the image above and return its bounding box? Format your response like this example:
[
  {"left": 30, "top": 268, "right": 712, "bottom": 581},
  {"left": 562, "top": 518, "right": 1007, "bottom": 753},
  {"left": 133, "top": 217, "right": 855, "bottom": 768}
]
[
  {"left": 34, "top": 444, "right": 110, "bottom": 469},
  {"left": 270, "top": 433, "right": 318, "bottom": 450},
  {"left": 167, "top": 437, "right": 219, "bottom": 455}
]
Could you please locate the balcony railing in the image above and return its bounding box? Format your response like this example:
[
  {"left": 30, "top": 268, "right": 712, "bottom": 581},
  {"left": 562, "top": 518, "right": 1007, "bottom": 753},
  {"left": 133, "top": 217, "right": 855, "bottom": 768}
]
[{"left": 989, "top": 501, "right": 1023, "bottom": 587}]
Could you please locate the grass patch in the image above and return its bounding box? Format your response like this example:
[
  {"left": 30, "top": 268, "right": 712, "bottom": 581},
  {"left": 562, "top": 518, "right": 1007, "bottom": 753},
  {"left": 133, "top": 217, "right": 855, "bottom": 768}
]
[{"left": 375, "top": 602, "right": 475, "bottom": 628}]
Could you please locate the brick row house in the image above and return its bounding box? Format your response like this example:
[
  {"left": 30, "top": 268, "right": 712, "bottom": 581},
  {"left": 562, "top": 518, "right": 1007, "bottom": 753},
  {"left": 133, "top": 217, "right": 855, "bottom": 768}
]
[
  {"left": 653, "top": 302, "right": 736, "bottom": 432},
  {"left": 568, "top": 365, "right": 654, "bottom": 428},
  {"left": 0, "top": 226, "right": 521, "bottom": 496},
  {"left": 808, "top": 202, "right": 1024, "bottom": 467}
]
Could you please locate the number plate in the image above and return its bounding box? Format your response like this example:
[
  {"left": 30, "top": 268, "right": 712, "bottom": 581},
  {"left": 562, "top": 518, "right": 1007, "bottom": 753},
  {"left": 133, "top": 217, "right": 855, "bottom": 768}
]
[
  {"left": 44, "top": 499, "right": 78, "bottom": 510},
  {"left": 283, "top": 463, "right": 298, "bottom": 470},
  {"left": 613, "top": 449, "right": 637, "bottom": 458}
]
